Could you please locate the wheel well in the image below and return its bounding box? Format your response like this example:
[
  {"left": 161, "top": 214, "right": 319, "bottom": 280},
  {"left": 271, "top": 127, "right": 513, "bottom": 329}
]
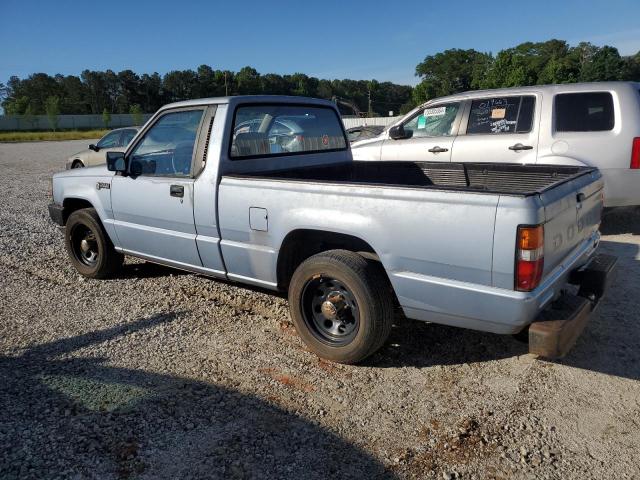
[
  {"left": 71, "top": 159, "right": 84, "bottom": 168},
  {"left": 62, "top": 198, "right": 94, "bottom": 224},
  {"left": 276, "top": 229, "right": 380, "bottom": 290}
]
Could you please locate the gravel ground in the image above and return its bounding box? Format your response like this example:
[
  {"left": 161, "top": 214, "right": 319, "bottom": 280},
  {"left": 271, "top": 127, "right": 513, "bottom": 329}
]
[{"left": 1, "top": 140, "right": 639, "bottom": 480}]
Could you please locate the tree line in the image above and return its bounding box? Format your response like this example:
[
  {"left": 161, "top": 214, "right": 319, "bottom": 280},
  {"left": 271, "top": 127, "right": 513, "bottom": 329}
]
[
  {"left": 0, "top": 67, "right": 413, "bottom": 119},
  {"left": 1, "top": 39, "right": 638, "bottom": 123},
  {"left": 412, "top": 40, "right": 640, "bottom": 104}
]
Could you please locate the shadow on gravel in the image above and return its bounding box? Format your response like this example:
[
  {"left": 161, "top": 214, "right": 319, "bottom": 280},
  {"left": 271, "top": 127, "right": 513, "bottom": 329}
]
[
  {"left": 601, "top": 206, "right": 640, "bottom": 235},
  {"left": 0, "top": 313, "right": 394, "bottom": 480},
  {"left": 116, "top": 261, "right": 288, "bottom": 298},
  {"left": 118, "top": 261, "right": 190, "bottom": 279},
  {"left": 551, "top": 239, "right": 640, "bottom": 381},
  {"left": 370, "top": 238, "right": 640, "bottom": 382},
  {"left": 367, "top": 315, "right": 527, "bottom": 369}
]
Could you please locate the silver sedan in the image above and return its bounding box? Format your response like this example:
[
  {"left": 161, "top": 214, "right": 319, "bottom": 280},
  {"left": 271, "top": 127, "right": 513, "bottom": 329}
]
[{"left": 66, "top": 127, "right": 139, "bottom": 169}]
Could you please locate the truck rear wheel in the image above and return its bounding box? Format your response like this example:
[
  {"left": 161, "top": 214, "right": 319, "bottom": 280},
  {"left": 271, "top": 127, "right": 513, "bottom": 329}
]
[
  {"left": 288, "top": 249, "right": 393, "bottom": 364},
  {"left": 64, "top": 208, "right": 123, "bottom": 279}
]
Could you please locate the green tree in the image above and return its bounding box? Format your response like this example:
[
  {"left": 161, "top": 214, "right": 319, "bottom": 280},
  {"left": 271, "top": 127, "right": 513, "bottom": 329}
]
[
  {"left": 481, "top": 40, "right": 579, "bottom": 88},
  {"left": 163, "top": 70, "right": 198, "bottom": 102},
  {"left": 45, "top": 96, "right": 60, "bottom": 131},
  {"left": 57, "top": 75, "right": 90, "bottom": 113},
  {"left": 235, "top": 66, "right": 261, "bottom": 95},
  {"left": 129, "top": 104, "right": 143, "bottom": 125},
  {"left": 261, "top": 73, "right": 288, "bottom": 95},
  {"left": 81, "top": 70, "right": 109, "bottom": 114},
  {"left": 23, "top": 104, "right": 38, "bottom": 130},
  {"left": 139, "top": 72, "right": 163, "bottom": 112},
  {"left": 414, "top": 48, "right": 493, "bottom": 102},
  {"left": 579, "top": 45, "right": 624, "bottom": 81},
  {"left": 4, "top": 95, "right": 30, "bottom": 115},
  {"left": 115, "top": 69, "right": 142, "bottom": 113},
  {"left": 316, "top": 79, "right": 333, "bottom": 100},
  {"left": 0, "top": 82, "right": 8, "bottom": 106},
  {"left": 102, "top": 108, "right": 111, "bottom": 128},
  {"left": 622, "top": 52, "right": 640, "bottom": 81}
]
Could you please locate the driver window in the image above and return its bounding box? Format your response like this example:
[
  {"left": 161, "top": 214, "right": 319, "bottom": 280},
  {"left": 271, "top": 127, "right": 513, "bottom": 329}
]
[
  {"left": 403, "top": 103, "right": 460, "bottom": 138},
  {"left": 129, "top": 110, "right": 204, "bottom": 177},
  {"left": 97, "top": 130, "right": 121, "bottom": 148}
]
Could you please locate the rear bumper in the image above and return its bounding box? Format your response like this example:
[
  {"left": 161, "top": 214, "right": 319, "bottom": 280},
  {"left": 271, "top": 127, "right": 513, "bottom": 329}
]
[
  {"left": 528, "top": 253, "right": 617, "bottom": 358},
  {"left": 397, "top": 230, "right": 601, "bottom": 334},
  {"left": 48, "top": 203, "right": 65, "bottom": 226}
]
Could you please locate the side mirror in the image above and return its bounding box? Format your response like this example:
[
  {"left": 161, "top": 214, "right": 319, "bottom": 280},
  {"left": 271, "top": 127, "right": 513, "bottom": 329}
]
[
  {"left": 89, "top": 144, "right": 100, "bottom": 152},
  {"left": 106, "top": 151, "right": 127, "bottom": 173},
  {"left": 389, "top": 125, "right": 411, "bottom": 140}
]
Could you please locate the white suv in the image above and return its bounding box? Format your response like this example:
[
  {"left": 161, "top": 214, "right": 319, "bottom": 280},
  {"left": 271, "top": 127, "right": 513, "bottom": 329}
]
[{"left": 352, "top": 81, "right": 640, "bottom": 207}]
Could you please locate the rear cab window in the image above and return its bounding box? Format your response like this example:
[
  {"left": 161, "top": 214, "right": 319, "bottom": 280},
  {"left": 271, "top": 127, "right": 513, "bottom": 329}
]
[
  {"left": 554, "top": 92, "right": 614, "bottom": 132},
  {"left": 466, "top": 96, "right": 536, "bottom": 135},
  {"left": 230, "top": 104, "right": 347, "bottom": 159}
]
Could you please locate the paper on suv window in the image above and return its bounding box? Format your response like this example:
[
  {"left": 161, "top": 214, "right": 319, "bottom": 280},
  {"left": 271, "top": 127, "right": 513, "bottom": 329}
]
[
  {"left": 424, "top": 106, "right": 446, "bottom": 117},
  {"left": 491, "top": 108, "right": 506, "bottom": 119}
]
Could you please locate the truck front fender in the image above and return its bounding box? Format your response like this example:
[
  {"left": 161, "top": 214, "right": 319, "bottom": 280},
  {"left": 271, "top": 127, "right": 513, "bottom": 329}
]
[{"left": 54, "top": 176, "right": 120, "bottom": 247}]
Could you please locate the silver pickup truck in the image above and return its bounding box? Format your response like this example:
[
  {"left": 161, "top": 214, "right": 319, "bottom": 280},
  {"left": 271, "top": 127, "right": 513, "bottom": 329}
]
[{"left": 48, "top": 96, "right": 616, "bottom": 364}]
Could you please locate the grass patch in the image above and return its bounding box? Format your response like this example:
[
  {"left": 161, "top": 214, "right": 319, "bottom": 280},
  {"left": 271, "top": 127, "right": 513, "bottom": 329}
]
[{"left": 0, "top": 129, "right": 109, "bottom": 142}]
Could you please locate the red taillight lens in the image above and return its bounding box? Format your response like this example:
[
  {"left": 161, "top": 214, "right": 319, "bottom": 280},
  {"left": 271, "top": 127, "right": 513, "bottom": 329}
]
[
  {"left": 631, "top": 137, "right": 640, "bottom": 169},
  {"left": 516, "top": 225, "right": 544, "bottom": 292}
]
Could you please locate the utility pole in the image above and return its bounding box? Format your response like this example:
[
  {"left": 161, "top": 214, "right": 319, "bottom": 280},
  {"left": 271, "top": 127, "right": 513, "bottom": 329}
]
[
  {"left": 367, "top": 84, "right": 372, "bottom": 117},
  {"left": 224, "top": 72, "right": 228, "bottom": 96}
]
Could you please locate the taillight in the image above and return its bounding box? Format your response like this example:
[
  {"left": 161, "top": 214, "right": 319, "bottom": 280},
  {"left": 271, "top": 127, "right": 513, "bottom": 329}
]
[
  {"left": 631, "top": 137, "right": 640, "bottom": 169},
  {"left": 515, "top": 225, "right": 544, "bottom": 291}
]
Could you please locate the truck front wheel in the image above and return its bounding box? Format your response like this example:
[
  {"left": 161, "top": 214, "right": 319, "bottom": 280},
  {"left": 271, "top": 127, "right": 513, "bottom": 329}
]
[
  {"left": 288, "top": 249, "right": 393, "bottom": 364},
  {"left": 64, "top": 208, "right": 123, "bottom": 279}
]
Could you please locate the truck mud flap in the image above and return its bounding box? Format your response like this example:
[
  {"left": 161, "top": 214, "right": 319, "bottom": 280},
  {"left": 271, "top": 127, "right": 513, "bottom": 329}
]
[
  {"left": 528, "top": 253, "right": 617, "bottom": 359},
  {"left": 48, "top": 203, "right": 65, "bottom": 226}
]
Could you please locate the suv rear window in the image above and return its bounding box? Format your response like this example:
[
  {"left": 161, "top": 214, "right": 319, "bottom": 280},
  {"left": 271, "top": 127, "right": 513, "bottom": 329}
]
[
  {"left": 555, "top": 92, "right": 614, "bottom": 132},
  {"left": 230, "top": 104, "right": 347, "bottom": 159},
  {"left": 466, "top": 96, "right": 535, "bottom": 135}
]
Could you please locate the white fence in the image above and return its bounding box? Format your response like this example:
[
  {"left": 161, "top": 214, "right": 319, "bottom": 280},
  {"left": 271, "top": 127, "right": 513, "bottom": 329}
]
[
  {"left": 0, "top": 113, "right": 153, "bottom": 131},
  {"left": 342, "top": 116, "right": 400, "bottom": 129},
  {"left": 0, "top": 113, "right": 399, "bottom": 131}
]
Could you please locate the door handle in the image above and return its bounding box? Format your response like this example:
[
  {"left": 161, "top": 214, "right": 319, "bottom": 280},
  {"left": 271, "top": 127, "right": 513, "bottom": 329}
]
[
  {"left": 428, "top": 146, "right": 449, "bottom": 153},
  {"left": 170, "top": 185, "right": 184, "bottom": 198},
  {"left": 509, "top": 143, "right": 534, "bottom": 151}
]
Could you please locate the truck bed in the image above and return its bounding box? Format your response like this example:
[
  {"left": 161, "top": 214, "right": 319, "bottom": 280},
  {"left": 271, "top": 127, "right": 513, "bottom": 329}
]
[{"left": 228, "top": 161, "right": 597, "bottom": 196}]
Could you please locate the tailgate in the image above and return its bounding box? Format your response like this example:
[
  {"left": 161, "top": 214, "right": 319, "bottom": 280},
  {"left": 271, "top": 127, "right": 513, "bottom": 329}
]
[{"left": 539, "top": 170, "right": 603, "bottom": 278}]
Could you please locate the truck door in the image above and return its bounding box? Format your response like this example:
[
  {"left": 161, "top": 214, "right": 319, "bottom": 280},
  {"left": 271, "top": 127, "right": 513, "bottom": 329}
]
[
  {"left": 380, "top": 102, "right": 462, "bottom": 161},
  {"left": 111, "top": 108, "right": 207, "bottom": 268},
  {"left": 451, "top": 94, "right": 540, "bottom": 165}
]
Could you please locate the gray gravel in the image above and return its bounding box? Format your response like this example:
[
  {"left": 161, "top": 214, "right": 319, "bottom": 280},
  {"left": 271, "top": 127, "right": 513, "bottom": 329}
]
[{"left": 1, "top": 140, "right": 639, "bottom": 480}]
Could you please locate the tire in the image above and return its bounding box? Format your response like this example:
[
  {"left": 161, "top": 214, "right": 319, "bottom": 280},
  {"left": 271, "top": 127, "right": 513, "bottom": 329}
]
[
  {"left": 71, "top": 160, "right": 84, "bottom": 169},
  {"left": 288, "top": 249, "right": 394, "bottom": 364},
  {"left": 64, "top": 208, "right": 123, "bottom": 279}
]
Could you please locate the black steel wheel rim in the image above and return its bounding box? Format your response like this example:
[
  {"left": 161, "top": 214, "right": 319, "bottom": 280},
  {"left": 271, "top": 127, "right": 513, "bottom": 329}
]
[
  {"left": 301, "top": 275, "right": 360, "bottom": 346},
  {"left": 70, "top": 223, "right": 99, "bottom": 267}
]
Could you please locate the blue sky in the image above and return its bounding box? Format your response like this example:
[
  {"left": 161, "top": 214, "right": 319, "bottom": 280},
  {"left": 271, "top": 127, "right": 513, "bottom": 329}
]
[{"left": 1, "top": 0, "right": 640, "bottom": 86}]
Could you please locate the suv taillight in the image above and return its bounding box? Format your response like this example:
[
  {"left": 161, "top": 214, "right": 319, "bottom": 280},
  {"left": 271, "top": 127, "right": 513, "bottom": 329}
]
[
  {"left": 516, "top": 225, "right": 544, "bottom": 292},
  {"left": 631, "top": 137, "right": 640, "bottom": 169}
]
